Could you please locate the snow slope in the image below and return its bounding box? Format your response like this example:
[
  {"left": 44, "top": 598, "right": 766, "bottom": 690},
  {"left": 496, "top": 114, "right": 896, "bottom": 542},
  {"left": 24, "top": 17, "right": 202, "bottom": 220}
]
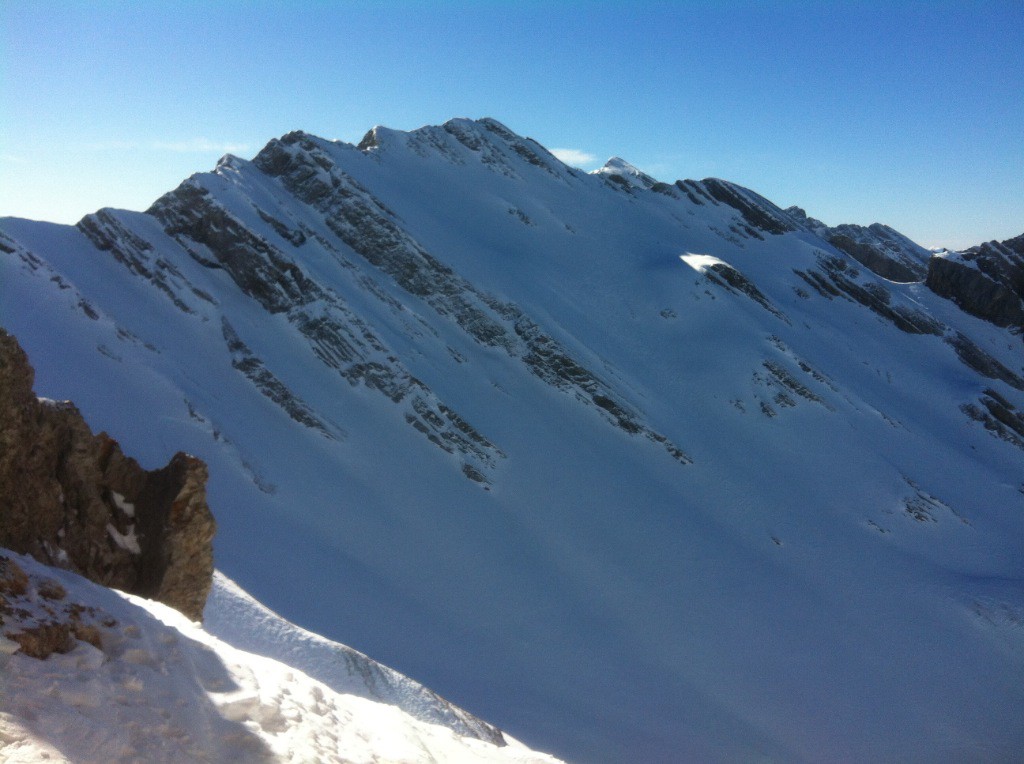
[
  {"left": 0, "top": 550, "right": 561, "bottom": 764},
  {"left": 2, "top": 117, "right": 1023, "bottom": 762}
]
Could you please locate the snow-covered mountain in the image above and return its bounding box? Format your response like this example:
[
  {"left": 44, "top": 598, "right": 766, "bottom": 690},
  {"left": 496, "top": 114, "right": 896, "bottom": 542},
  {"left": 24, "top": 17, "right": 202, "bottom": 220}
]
[{"left": 2, "top": 117, "right": 1022, "bottom": 763}]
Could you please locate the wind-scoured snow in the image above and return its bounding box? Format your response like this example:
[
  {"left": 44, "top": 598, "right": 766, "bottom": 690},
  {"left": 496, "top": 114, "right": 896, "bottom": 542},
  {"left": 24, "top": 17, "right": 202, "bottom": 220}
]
[{"left": 2, "top": 117, "right": 1023, "bottom": 763}]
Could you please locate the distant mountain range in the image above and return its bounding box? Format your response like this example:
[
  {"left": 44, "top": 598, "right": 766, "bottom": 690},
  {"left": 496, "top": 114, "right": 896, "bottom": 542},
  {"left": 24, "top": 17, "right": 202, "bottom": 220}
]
[{"left": 2, "top": 117, "right": 1022, "bottom": 763}]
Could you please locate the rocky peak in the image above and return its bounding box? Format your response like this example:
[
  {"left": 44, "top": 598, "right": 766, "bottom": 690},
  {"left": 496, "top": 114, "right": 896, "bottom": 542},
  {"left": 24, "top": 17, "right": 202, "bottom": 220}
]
[
  {"left": 593, "top": 157, "right": 658, "bottom": 190},
  {"left": 357, "top": 126, "right": 382, "bottom": 150},
  {"left": 785, "top": 205, "right": 829, "bottom": 233},
  {"left": 0, "top": 329, "right": 216, "bottom": 621},
  {"left": 362, "top": 117, "right": 571, "bottom": 179}
]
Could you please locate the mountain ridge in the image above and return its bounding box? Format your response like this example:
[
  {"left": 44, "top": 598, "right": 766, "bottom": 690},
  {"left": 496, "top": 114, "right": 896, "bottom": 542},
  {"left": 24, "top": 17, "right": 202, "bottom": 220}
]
[{"left": 2, "top": 117, "right": 1022, "bottom": 763}]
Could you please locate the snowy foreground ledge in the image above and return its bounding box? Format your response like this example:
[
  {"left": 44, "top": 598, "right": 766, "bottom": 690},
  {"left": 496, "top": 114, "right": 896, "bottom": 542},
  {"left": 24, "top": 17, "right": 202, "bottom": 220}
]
[{"left": 0, "top": 551, "right": 563, "bottom": 764}]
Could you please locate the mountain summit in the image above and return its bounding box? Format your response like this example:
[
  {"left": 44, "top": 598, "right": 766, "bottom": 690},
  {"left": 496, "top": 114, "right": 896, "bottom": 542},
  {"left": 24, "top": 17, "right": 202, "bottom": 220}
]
[{"left": 2, "top": 118, "right": 1022, "bottom": 763}]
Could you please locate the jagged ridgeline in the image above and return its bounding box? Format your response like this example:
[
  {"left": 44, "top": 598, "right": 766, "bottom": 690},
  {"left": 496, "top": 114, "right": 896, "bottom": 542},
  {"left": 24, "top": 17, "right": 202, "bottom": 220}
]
[{"left": 1, "top": 117, "right": 1022, "bottom": 763}]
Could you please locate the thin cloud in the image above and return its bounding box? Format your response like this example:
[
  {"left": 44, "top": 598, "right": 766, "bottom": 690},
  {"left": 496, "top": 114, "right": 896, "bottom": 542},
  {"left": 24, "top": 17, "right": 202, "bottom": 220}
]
[
  {"left": 0, "top": 153, "right": 26, "bottom": 163},
  {"left": 550, "top": 148, "right": 598, "bottom": 168}
]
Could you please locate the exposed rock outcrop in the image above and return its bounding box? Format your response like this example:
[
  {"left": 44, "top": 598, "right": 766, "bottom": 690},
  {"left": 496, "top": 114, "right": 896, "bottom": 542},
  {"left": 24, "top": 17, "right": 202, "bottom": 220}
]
[
  {"left": 926, "top": 233, "right": 1024, "bottom": 332},
  {"left": 785, "top": 207, "right": 931, "bottom": 282},
  {"left": 824, "top": 224, "right": 930, "bottom": 282},
  {"left": 696, "top": 178, "right": 801, "bottom": 238},
  {"left": 792, "top": 252, "right": 944, "bottom": 335},
  {"left": 0, "top": 329, "right": 215, "bottom": 621},
  {"left": 250, "top": 129, "right": 691, "bottom": 466}
]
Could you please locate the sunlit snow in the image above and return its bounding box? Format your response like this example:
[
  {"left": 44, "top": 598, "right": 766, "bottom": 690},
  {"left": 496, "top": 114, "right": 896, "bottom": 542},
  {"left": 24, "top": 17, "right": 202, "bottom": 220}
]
[
  {"left": 0, "top": 552, "right": 562, "bottom": 764},
  {"left": 1, "top": 118, "right": 1022, "bottom": 763},
  {"left": 679, "top": 252, "right": 729, "bottom": 272}
]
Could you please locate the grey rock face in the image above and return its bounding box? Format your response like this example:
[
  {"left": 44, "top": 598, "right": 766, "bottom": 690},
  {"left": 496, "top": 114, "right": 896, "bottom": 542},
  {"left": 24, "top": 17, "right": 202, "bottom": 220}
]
[
  {"left": 0, "top": 329, "right": 216, "bottom": 621},
  {"left": 77, "top": 209, "right": 217, "bottom": 314},
  {"left": 695, "top": 179, "right": 801, "bottom": 238},
  {"left": 148, "top": 183, "right": 323, "bottom": 314},
  {"left": 961, "top": 388, "right": 1024, "bottom": 450},
  {"left": 793, "top": 253, "right": 944, "bottom": 335},
  {"left": 926, "top": 233, "right": 1024, "bottom": 332},
  {"left": 143, "top": 146, "right": 505, "bottom": 482},
  {"left": 703, "top": 261, "right": 790, "bottom": 322},
  {"left": 785, "top": 207, "right": 931, "bottom": 283},
  {"left": 221, "top": 318, "right": 340, "bottom": 439},
  {"left": 252, "top": 129, "right": 690, "bottom": 465},
  {"left": 825, "top": 224, "right": 930, "bottom": 282},
  {"left": 945, "top": 332, "right": 1024, "bottom": 390}
]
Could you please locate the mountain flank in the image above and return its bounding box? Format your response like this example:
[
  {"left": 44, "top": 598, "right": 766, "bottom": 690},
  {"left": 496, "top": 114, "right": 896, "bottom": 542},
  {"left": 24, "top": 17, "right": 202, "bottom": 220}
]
[{"left": 1, "top": 117, "right": 1022, "bottom": 763}]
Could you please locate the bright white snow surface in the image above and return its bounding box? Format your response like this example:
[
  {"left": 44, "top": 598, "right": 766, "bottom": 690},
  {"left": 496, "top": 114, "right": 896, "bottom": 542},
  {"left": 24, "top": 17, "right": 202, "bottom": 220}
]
[
  {"left": 1, "top": 117, "right": 1023, "bottom": 762},
  {"left": 0, "top": 551, "right": 561, "bottom": 764},
  {"left": 679, "top": 253, "right": 729, "bottom": 272}
]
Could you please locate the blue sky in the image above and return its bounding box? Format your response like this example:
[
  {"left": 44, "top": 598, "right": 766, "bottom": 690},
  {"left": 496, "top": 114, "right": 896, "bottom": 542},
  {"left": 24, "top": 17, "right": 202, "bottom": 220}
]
[{"left": 2, "top": 0, "right": 1021, "bottom": 248}]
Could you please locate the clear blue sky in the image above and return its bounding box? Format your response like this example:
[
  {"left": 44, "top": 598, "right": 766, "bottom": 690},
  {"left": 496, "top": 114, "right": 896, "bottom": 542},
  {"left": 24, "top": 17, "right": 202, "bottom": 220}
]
[{"left": 2, "top": 0, "right": 1021, "bottom": 249}]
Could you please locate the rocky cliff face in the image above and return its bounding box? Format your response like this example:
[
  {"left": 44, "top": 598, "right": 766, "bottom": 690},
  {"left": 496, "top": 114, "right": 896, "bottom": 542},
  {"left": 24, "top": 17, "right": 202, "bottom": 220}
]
[
  {"left": 779, "top": 207, "right": 1021, "bottom": 330},
  {"left": 926, "top": 233, "right": 1024, "bottom": 332},
  {"left": 786, "top": 207, "right": 931, "bottom": 282},
  {"left": 0, "top": 329, "right": 215, "bottom": 621},
  {"left": 823, "top": 223, "right": 931, "bottom": 283}
]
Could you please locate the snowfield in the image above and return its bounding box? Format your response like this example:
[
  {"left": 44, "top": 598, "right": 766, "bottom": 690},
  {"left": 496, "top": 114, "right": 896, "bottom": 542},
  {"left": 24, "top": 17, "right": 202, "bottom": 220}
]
[
  {"left": 1, "top": 117, "right": 1023, "bottom": 762},
  {"left": 0, "top": 551, "right": 562, "bottom": 764}
]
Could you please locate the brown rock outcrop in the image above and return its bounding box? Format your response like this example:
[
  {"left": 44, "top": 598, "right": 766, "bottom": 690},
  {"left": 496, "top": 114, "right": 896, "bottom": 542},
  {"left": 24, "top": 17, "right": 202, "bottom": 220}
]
[{"left": 0, "top": 328, "right": 215, "bottom": 621}]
